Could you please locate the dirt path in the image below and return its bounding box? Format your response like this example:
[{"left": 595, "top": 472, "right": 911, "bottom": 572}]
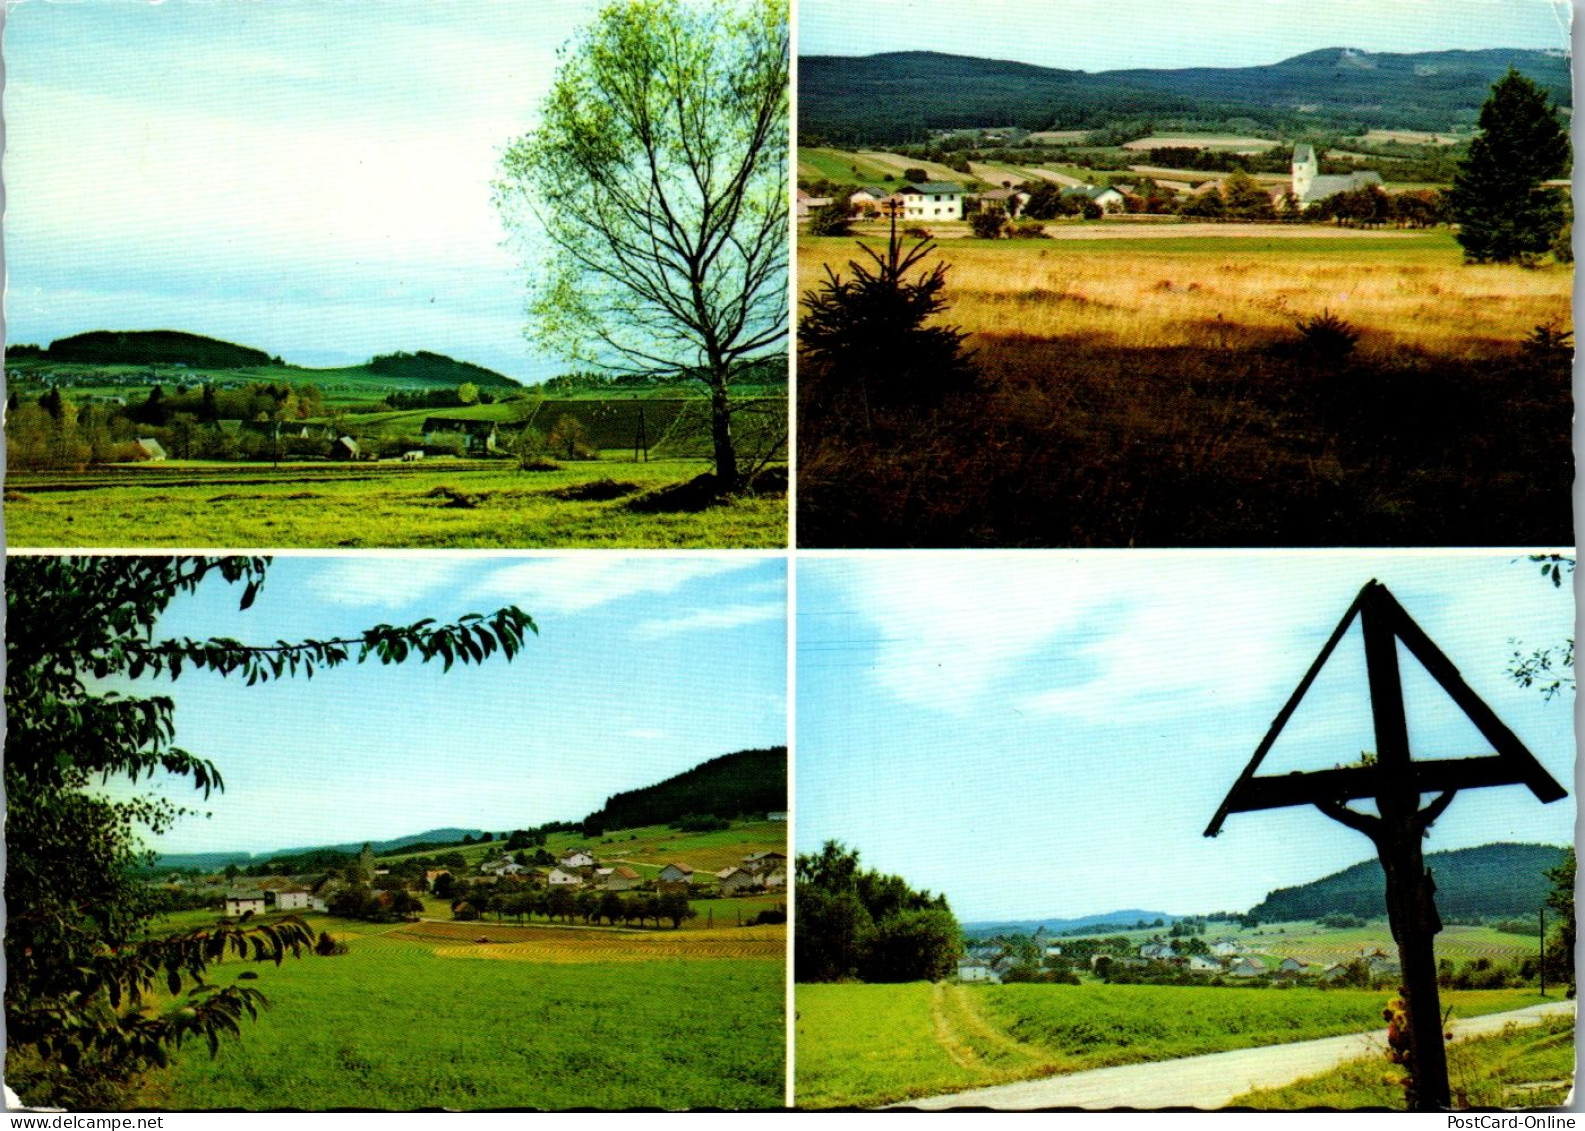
[{"left": 894, "top": 999, "right": 1575, "bottom": 1110}]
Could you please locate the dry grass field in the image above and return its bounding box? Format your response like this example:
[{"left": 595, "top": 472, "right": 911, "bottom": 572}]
[
  {"left": 419, "top": 922, "right": 787, "bottom": 963},
  {"left": 921, "top": 240, "right": 1568, "bottom": 356},
  {"left": 797, "top": 227, "right": 1573, "bottom": 547}
]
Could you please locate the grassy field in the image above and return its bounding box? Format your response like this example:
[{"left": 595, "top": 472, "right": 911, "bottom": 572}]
[
  {"left": 794, "top": 982, "right": 1550, "bottom": 1109},
  {"left": 797, "top": 226, "right": 1572, "bottom": 547},
  {"left": 147, "top": 913, "right": 784, "bottom": 1109},
  {"left": 4, "top": 457, "right": 786, "bottom": 548},
  {"left": 1123, "top": 134, "right": 1280, "bottom": 152},
  {"left": 1233, "top": 1014, "right": 1575, "bottom": 1109}
]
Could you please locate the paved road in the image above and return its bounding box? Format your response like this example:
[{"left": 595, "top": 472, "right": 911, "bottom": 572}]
[{"left": 894, "top": 999, "right": 1576, "bottom": 1110}]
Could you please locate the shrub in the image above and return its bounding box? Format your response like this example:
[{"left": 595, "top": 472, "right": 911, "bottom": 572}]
[
  {"left": 1520, "top": 323, "right": 1573, "bottom": 369},
  {"left": 548, "top": 414, "right": 594, "bottom": 460},
  {"left": 970, "top": 205, "right": 1007, "bottom": 239},
  {"left": 1294, "top": 309, "right": 1360, "bottom": 366},
  {"left": 809, "top": 201, "right": 855, "bottom": 237},
  {"left": 672, "top": 813, "right": 731, "bottom": 832},
  {"left": 1010, "top": 222, "right": 1047, "bottom": 239}
]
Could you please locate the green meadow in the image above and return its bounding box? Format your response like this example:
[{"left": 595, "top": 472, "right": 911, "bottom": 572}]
[
  {"left": 794, "top": 982, "right": 1549, "bottom": 1109},
  {"left": 147, "top": 915, "right": 784, "bottom": 1109},
  {"left": 4, "top": 458, "right": 785, "bottom": 548}
]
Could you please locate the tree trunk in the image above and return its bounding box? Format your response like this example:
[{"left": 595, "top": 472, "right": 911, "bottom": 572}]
[
  {"left": 1379, "top": 817, "right": 1452, "bottom": 1111},
  {"left": 709, "top": 374, "right": 737, "bottom": 488}
]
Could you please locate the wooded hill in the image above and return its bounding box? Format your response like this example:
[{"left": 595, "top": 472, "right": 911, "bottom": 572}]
[
  {"left": 45, "top": 330, "right": 274, "bottom": 369},
  {"left": 800, "top": 47, "right": 1571, "bottom": 144},
  {"left": 583, "top": 747, "right": 787, "bottom": 831},
  {"left": 1249, "top": 842, "right": 1567, "bottom": 922},
  {"left": 367, "top": 350, "right": 518, "bottom": 389}
]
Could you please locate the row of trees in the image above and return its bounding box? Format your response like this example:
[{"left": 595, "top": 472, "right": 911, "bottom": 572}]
[
  {"left": 452, "top": 885, "right": 699, "bottom": 930},
  {"left": 795, "top": 841, "right": 960, "bottom": 982}
]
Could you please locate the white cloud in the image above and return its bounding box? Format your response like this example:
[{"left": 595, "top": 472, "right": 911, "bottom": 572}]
[
  {"left": 303, "top": 558, "right": 469, "bottom": 609},
  {"left": 825, "top": 552, "right": 1572, "bottom": 724},
  {"left": 469, "top": 556, "right": 764, "bottom": 616},
  {"left": 634, "top": 601, "right": 785, "bottom": 642}
]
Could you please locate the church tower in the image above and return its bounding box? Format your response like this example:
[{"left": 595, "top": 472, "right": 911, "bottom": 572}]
[{"left": 1292, "top": 144, "right": 1318, "bottom": 204}]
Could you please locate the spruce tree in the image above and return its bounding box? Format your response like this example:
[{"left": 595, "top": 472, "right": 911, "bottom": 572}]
[{"left": 1450, "top": 68, "right": 1570, "bottom": 263}]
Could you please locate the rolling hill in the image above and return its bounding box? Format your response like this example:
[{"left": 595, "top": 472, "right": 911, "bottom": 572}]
[
  {"left": 367, "top": 349, "right": 519, "bottom": 390},
  {"left": 46, "top": 330, "right": 274, "bottom": 369},
  {"left": 963, "top": 910, "right": 1180, "bottom": 938},
  {"left": 1249, "top": 842, "right": 1568, "bottom": 922},
  {"left": 154, "top": 828, "right": 492, "bottom": 872},
  {"left": 800, "top": 47, "right": 1571, "bottom": 144},
  {"left": 25, "top": 331, "right": 520, "bottom": 395}
]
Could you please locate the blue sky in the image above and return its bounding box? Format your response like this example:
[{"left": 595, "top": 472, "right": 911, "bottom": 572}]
[
  {"left": 102, "top": 554, "right": 786, "bottom": 856},
  {"left": 4, "top": 1, "right": 620, "bottom": 381},
  {"left": 798, "top": 0, "right": 1572, "bottom": 70},
  {"left": 796, "top": 552, "right": 1576, "bottom": 924}
]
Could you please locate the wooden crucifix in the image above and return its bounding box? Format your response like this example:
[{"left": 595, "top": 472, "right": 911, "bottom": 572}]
[{"left": 1206, "top": 580, "right": 1566, "bottom": 1112}]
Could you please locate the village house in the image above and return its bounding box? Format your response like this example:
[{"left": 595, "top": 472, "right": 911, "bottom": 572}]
[
  {"left": 796, "top": 189, "right": 834, "bottom": 220},
  {"left": 547, "top": 867, "right": 584, "bottom": 887},
  {"left": 597, "top": 865, "right": 642, "bottom": 892},
  {"left": 742, "top": 850, "right": 786, "bottom": 875},
  {"left": 1277, "top": 957, "right": 1315, "bottom": 980},
  {"left": 899, "top": 181, "right": 965, "bottom": 221},
  {"left": 976, "top": 186, "right": 1032, "bottom": 218},
  {"left": 225, "top": 891, "right": 266, "bottom": 917},
  {"left": 846, "top": 186, "right": 902, "bottom": 217},
  {"left": 421, "top": 417, "right": 499, "bottom": 454},
  {"left": 1226, "top": 956, "right": 1269, "bottom": 978},
  {"left": 560, "top": 849, "right": 596, "bottom": 868},
  {"left": 1209, "top": 939, "right": 1244, "bottom": 958},
  {"left": 273, "top": 887, "right": 312, "bottom": 911},
  {"left": 1185, "top": 955, "right": 1222, "bottom": 974},
  {"left": 134, "top": 437, "right": 167, "bottom": 461},
  {"left": 958, "top": 959, "right": 1000, "bottom": 983},
  {"left": 330, "top": 435, "right": 361, "bottom": 460},
  {"left": 657, "top": 862, "right": 700, "bottom": 894},
  {"left": 718, "top": 867, "right": 761, "bottom": 896},
  {"left": 1139, "top": 942, "right": 1177, "bottom": 961},
  {"left": 1063, "top": 184, "right": 1128, "bottom": 213}
]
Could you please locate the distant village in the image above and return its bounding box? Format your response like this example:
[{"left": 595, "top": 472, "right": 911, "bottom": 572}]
[
  {"left": 157, "top": 841, "right": 788, "bottom": 922},
  {"left": 799, "top": 144, "right": 1423, "bottom": 227},
  {"left": 958, "top": 928, "right": 1402, "bottom": 988}
]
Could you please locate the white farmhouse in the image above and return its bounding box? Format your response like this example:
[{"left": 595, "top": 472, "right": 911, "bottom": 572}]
[
  {"left": 226, "top": 891, "right": 266, "bottom": 916},
  {"left": 274, "top": 887, "right": 312, "bottom": 912},
  {"left": 900, "top": 182, "right": 966, "bottom": 221}
]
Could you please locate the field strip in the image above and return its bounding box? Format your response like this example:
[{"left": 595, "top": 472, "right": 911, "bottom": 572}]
[
  {"left": 893, "top": 999, "right": 1575, "bottom": 1110},
  {"left": 929, "top": 983, "right": 979, "bottom": 1068},
  {"left": 945, "top": 985, "right": 1047, "bottom": 1067}
]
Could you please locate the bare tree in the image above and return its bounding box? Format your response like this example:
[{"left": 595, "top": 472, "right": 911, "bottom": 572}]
[{"left": 495, "top": 0, "right": 788, "bottom": 487}]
